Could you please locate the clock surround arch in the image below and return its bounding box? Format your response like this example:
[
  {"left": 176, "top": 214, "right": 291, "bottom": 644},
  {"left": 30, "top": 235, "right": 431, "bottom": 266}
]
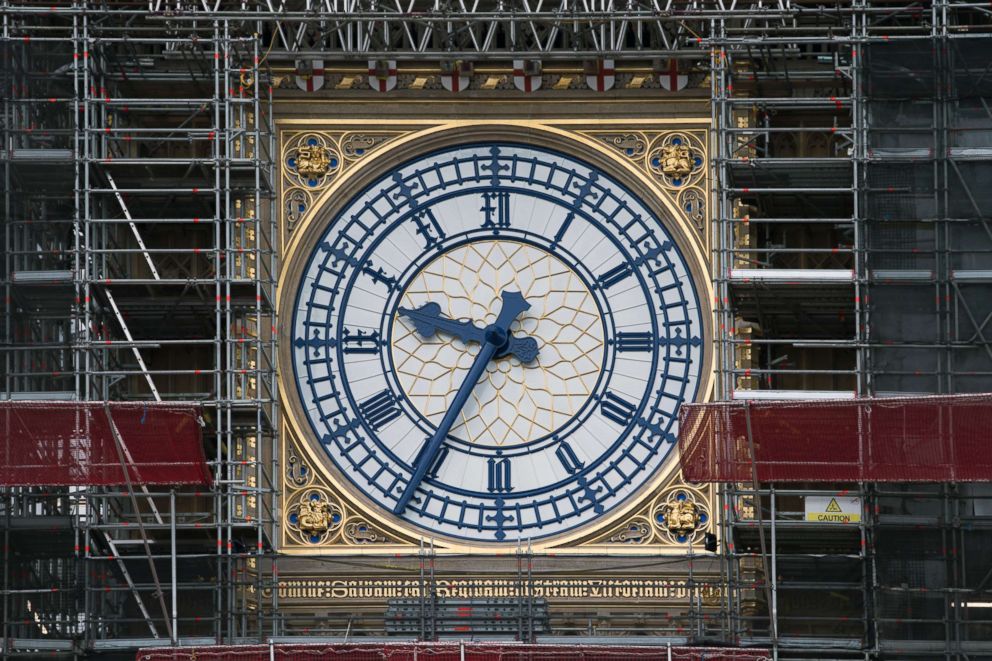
[{"left": 278, "top": 121, "right": 714, "bottom": 554}]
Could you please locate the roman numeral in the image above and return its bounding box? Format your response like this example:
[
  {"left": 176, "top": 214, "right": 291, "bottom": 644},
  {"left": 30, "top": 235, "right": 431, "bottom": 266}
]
[
  {"left": 616, "top": 331, "right": 654, "bottom": 353},
  {"left": 487, "top": 457, "right": 512, "bottom": 493},
  {"left": 555, "top": 442, "right": 584, "bottom": 475},
  {"left": 551, "top": 211, "right": 576, "bottom": 248},
  {"left": 358, "top": 390, "right": 402, "bottom": 431},
  {"left": 411, "top": 208, "right": 445, "bottom": 249},
  {"left": 427, "top": 446, "right": 449, "bottom": 479},
  {"left": 481, "top": 191, "right": 510, "bottom": 230},
  {"left": 600, "top": 392, "right": 637, "bottom": 427},
  {"left": 596, "top": 262, "right": 634, "bottom": 289},
  {"left": 341, "top": 328, "right": 381, "bottom": 354}
]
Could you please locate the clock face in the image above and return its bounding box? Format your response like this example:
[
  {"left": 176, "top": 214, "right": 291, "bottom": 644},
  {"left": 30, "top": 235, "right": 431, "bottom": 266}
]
[{"left": 290, "top": 142, "right": 704, "bottom": 543}]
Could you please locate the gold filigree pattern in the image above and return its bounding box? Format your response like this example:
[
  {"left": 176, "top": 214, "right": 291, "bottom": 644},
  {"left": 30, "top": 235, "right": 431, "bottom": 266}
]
[
  {"left": 343, "top": 521, "right": 390, "bottom": 545},
  {"left": 588, "top": 482, "right": 713, "bottom": 547},
  {"left": 652, "top": 488, "right": 711, "bottom": 544},
  {"left": 391, "top": 240, "right": 604, "bottom": 447},
  {"left": 598, "top": 132, "right": 647, "bottom": 159},
  {"left": 341, "top": 133, "right": 393, "bottom": 159},
  {"left": 286, "top": 488, "right": 343, "bottom": 545},
  {"left": 608, "top": 517, "right": 652, "bottom": 544},
  {"left": 647, "top": 132, "right": 705, "bottom": 190},
  {"left": 283, "top": 433, "right": 408, "bottom": 548},
  {"left": 280, "top": 130, "right": 407, "bottom": 239},
  {"left": 678, "top": 187, "right": 706, "bottom": 233},
  {"left": 286, "top": 443, "right": 314, "bottom": 488},
  {"left": 578, "top": 128, "right": 709, "bottom": 244},
  {"left": 285, "top": 188, "right": 309, "bottom": 233}
]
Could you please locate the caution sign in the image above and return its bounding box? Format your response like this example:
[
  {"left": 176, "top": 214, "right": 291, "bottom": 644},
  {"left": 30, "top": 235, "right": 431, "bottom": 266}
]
[{"left": 804, "top": 496, "right": 861, "bottom": 524}]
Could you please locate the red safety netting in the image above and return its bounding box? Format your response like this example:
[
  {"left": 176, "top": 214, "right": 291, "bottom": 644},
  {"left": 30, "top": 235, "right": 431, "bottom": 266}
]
[
  {"left": 679, "top": 394, "right": 992, "bottom": 483},
  {"left": 138, "top": 643, "right": 770, "bottom": 661},
  {"left": 0, "top": 401, "right": 211, "bottom": 487}
]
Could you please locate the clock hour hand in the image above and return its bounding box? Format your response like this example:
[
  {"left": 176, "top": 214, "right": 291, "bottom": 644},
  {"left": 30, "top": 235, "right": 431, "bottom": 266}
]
[
  {"left": 398, "top": 302, "right": 539, "bottom": 364},
  {"left": 392, "top": 291, "right": 532, "bottom": 515}
]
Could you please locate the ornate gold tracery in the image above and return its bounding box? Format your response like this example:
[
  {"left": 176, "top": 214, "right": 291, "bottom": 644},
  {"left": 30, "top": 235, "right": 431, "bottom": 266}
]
[{"left": 391, "top": 241, "right": 604, "bottom": 447}]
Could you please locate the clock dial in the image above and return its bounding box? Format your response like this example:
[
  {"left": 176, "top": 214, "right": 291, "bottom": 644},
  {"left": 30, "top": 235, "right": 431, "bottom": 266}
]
[{"left": 290, "top": 143, "right": 704, "bottom": 543}]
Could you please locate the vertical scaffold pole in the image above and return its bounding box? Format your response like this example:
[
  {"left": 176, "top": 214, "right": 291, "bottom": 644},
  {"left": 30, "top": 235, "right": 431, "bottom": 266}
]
[
  {"left": 743, "top": 401, "right": 776, "bottom": 649},
  {"left": 171, "top": 489, "right": 178, "bottom": 644}
]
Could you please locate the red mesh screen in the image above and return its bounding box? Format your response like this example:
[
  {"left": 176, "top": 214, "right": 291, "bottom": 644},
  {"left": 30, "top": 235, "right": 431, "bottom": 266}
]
[
  {"left": 0, "top": 401, "right": 210, "bottom": 486},
  {"left": 679, "top": 394, "right": 992, "bottom": 482},
  {"left": 138, "top": 643, "right": 770, "bottom": 661}
]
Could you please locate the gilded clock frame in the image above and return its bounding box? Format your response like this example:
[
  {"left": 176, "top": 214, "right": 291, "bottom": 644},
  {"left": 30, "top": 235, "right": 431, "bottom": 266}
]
[{"left": 277, "top": 118, "right": 714, "bottom": 555}]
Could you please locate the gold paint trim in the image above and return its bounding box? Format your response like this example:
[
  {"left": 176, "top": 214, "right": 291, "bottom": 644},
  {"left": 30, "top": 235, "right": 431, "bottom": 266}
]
[
  {"left": 274, "top": 98, "right": 712, "bottom": 106},
  {"left": 273, "top": 67, "right": 666, "bottom": 75},
  {"left": 276, "top": 118, "right": 710, "bottom": 124}
]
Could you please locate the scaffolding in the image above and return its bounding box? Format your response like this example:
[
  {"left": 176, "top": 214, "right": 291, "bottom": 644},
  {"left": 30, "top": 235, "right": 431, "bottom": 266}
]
[
  {"left": 708, "top": 4, "right": 992, "bottom": 660},
  {"left": 1, "top": 5, "right": 279, "bottom": 654},
  {"left": 2, "top": 2, "right": 992, "bottom": 660},
  {"left": 137, "top": 642, "right": 771, "bottom": 661},
  {"left": 678, "top": 397, "right": 992, "bottom": 660}
]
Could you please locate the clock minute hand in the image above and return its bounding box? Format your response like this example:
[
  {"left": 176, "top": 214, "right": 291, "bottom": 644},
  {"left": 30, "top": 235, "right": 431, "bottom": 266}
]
[
  {"left": 398, "top": 302, "right": 540, "bottom": 364},
  {"left": 392, "top": 291, "right": 532, "bottom": 515}
]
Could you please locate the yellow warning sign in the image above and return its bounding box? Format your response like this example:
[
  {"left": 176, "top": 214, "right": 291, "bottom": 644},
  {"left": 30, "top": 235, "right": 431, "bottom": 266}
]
[{"left": 805, "top": 496, "right": 861, "bottom": 524}]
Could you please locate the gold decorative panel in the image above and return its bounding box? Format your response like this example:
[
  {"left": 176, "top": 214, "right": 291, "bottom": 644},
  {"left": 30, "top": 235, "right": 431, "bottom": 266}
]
[
  {"left": 580, "top": 129, "right": 708, "bottom": 238},
  {"left": 281, "top": 130, "right": 405, "bottom": 240}
]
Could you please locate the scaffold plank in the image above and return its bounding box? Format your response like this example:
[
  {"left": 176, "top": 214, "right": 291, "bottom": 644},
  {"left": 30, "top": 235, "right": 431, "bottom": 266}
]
[{"left": 728, "top": 268, "right": 855, "bottom": 283}]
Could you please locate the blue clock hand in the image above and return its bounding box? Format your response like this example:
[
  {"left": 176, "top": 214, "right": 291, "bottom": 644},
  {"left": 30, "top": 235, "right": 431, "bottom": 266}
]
[
  {"left": 398, "top": 302, "right": 483, "bottom": 344},
  {"left": 392, "top": 291, "right": 532, "bottom": 514},
  {"left": 398, "top": 302, "right": 539, "bottom": 364}
]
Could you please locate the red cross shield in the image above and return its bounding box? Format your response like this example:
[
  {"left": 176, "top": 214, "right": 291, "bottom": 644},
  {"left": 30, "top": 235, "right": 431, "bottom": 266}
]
[
  {"left": 368, "top": 60, "right": 397, "bottom": 92},
  {"left": 512, "top": 59, "right": 542, "bottom": 93},
  {"left": 585, "top": 59, "right": 616, "bottom": 92},
  {"left": 295, "top": 59, "right": 325, "bottom": 92}
]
